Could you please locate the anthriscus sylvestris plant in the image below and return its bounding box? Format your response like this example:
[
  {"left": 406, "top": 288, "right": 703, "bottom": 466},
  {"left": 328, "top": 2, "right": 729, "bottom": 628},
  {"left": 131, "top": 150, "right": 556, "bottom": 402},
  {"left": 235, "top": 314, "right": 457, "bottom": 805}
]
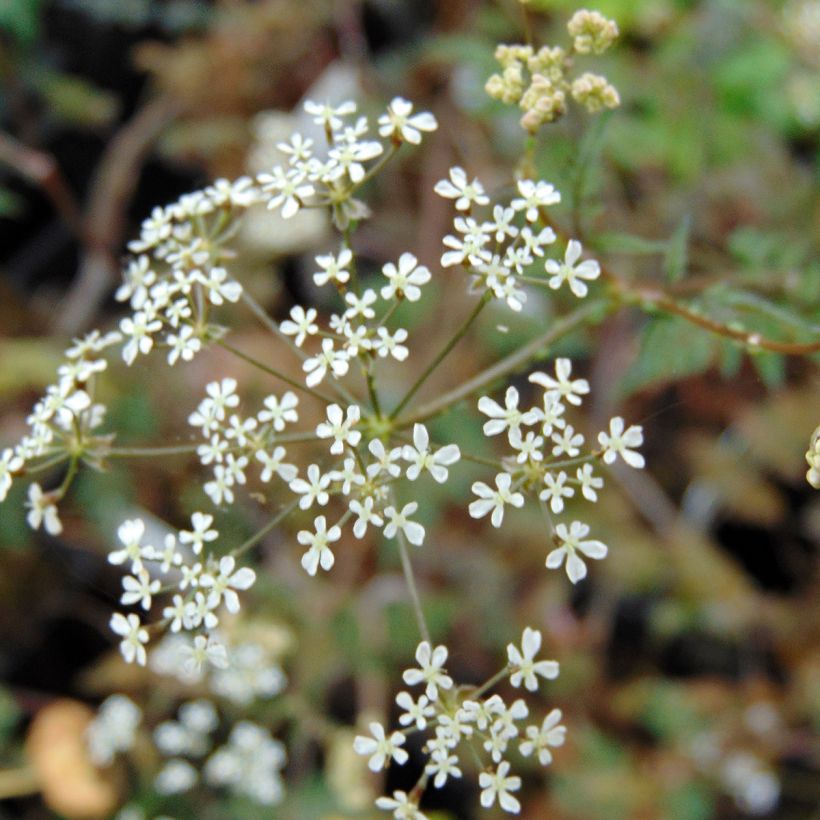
[{"left": 2, "top": 7, "right": 819, "bottom": 817}]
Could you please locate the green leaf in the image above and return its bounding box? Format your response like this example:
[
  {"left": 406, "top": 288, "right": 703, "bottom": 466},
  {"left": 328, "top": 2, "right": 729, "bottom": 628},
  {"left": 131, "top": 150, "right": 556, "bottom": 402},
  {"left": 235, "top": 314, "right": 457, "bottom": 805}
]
[
  {"left": 622, "top": 316, "right": 717, "bottom": 395},
  {"left": 663, "top": 214, "right": 691, "bottom": 282},
  {"left": 0, "top": 0, "right": 41, "bottom": 44}
]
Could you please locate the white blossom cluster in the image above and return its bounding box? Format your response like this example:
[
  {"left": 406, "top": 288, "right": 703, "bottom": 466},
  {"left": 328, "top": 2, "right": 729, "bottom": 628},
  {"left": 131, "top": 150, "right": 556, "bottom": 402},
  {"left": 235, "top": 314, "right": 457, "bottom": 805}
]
[
  {"left": 471, "top": 359, "right": 644, "bottom": 583},
  {"left": 86, "top": 695, "right": 286, "bottom": 807},
  {"left": 435, "top": 168, "right": 601, "bottom": 311},
  {"left": 355, "top": 628, "right": 566, "bottom": 817},
  {"left": 108, "top": 513, "right": 256, "bottom": 673}
]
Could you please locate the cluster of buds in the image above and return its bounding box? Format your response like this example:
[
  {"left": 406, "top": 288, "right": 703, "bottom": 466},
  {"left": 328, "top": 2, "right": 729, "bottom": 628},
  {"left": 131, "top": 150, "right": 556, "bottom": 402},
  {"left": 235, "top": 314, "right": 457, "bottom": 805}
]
[{"left": 486, "top": 9, "right": 620, "bottom": 132}]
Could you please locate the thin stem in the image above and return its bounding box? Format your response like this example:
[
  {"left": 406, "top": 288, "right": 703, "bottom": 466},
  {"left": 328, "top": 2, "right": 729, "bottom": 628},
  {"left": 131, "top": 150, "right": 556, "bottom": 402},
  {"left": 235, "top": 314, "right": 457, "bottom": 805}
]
[
  {"left": 22, "top": 453, "right": 70, "bottom": 475},
  {"left": 397, "top": 300, "right": 605, "bottom": 428},
  {"left": 365, "top": 363, "right": 382, "bottom": 417},
  {"left": 217, "top": 340, "right": 336, "bottom": 405},
  {"left": 469, "top": 665, "right": 511, "bottom": 701},
  {"left": 392, "top": 492, "right": 431, "bottom": 645},
  {"left": 389, "top": 291, "right": 491, "bottom": 420},
  {"left": 240, "top": 290, "right": 307, "bottom": 362},
  {"left": 231, "top": 499, "right": 299, "bottom": 559},
  {"left": 106, "top": 443, "right": 200, "bottom": 458}
]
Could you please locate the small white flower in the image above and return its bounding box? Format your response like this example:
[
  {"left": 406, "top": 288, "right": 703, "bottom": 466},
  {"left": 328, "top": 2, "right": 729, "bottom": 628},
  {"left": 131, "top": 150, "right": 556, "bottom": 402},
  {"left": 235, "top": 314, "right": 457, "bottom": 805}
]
[
  {"left": 181, "top": 634, "right": 229, "bottom": 675},
  {"left": 199, "top": 555, "right": 257, "bottom": 612},
  {"left": 178, "top": 511, "right": 218, "bottom": 555},
  {"left": 402, "top": 423, "right": 461, "bottom": 483},
  {"left": 375, "top": 790, "right": 427, "bottom": 818},
  {"left": 598, "top": 416, "right": 645, "bottom": 468},
  {"left": 469, "top": 473, "right": 524, "bottom": 528},
  {"left": 546, "top": 520, "right": 608, "bottom": 583},
  {"left": 396, "top": 691, "right": 435, "bottom": 730},
  {"left": 485, "top": 204, "right": 518, "bottom": 243},
  {"left": 316, "top": 403, "right": 361, "bottom": 454},
  {"left": 479, "top": 760, "right": 522, "bottom": 814},
  {"left": 434, "top": 166, "right": 489, "bottom": 211},
  {"left": 280, "top": 306, "right": 318, "bottom": 347},
  {"left": 26, "top": 483, "right": 62, "bottom": 535},
  {"left": 349, "top": 496, "right": 384, "bottom": 538},
  {"left": 381, "top": 253, "right": 431, "bottom": 302},
  {"left": 374, "top": 326, "right": 409, "bottom": 361},
  {"left": 539, "top": 470, "right": 574, "bottom": 513},
  {"left": 545, "top": 239, "right": 600, "bottom": 298},
  {"left": 110, "top": 611, "right": 149, "bottom": 666},
  {"left": 258, "top": 166, "right": 315, "bottom": 218},
  {"left": 314, "top": 248, "right": 353, "bottom": 287},
  {"left": 298, "top": 515, "right": 341, "bottom": 576},
  {"left": 289, "top": 464, "right": 331, "bottom": 510},
  {"left": 303, "top": 338, "right": 349, "bottom": 387},
  {"left": 0, "top": 448, "right": 23, "bottom": 502},
  {"left": 529, "top": 358, "right": 589, "bottom": 406},
  {"left": 511, "top": 179, "right": 561, "bottom": 222},
  {"left": 506, "top": 627, "right": 559, "bottom": 691},
  {"left": 121, "top": 569, "right": 161, "bottom": 610},
  {"left": 120, "top": 311, "right": 162, "bottom": 365},
  {"left": 519, "top": 709, "right": 566, "bottom": 765},
  {"left": 353, "top": 721, "right": 409, "bottom": 772},
  {"left": 198, "top": 266, "right": 243, "bottom": 305},
  {"left": 367, "top": 439, "right": 403, "bottom": 479},
  {"left": 166, "top": 325, "right": 202, "bottom": 364},
  {"left": 576, "top": 463, "right": 604, "bottom": 501},
  {"left": 402, "top": 640, "right": 453, "bottom": 700},
  {"left": 383, "top": 502, "right": 425, "bottom": 546},
  {"left": 425, "top": 746, "right": 462, "bottom": 788},
  {"left": 258, "top": 390, "right": 299, "bottom": 431},
  {"left": 304, "top": 99, "right": 357, "bottom": 131},
  {"left": 478, "top": 386, "right": 541, "bottom": 443},
  {"left": 378, "top": 97, "right": 437, "bottom": 144},
  {"left": 256, "top": 446, "right": 298, "bottom": 483}
]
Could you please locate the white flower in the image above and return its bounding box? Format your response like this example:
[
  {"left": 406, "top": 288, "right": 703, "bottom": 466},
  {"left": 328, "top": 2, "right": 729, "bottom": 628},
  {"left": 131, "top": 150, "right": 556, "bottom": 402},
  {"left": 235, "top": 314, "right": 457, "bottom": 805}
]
[
  {"left": 258, "top": 390, "right": 299, "bottom": 431},
  {"left": 374, "top": 326, "right": 409, "bottom": 360},
  {"left": 25, "top": 482, "right": 62, "bottom": 535},
  {"left": 178, "top": 511, "right": 219, "bottom": 555},
  {"left": 395, "top": 691, "right": 435, "bottom": 730},
  {"left": 402, "top": 640, "right": 453, "bottom": 700},
  {"left": 349, "top": 496, "right": 384, "bottom": 538},
  {"left": 256, "top": 446, "right": 298, "bottom": 483},
  {"left": 545, "top": 239, "right": 600, "bottom": 298},
  {"left": 353, "top": 721, "right": 409, "bottom": 772},
  {"left": 121, "top": 570, "right": 161, "bottom": 610},
  {"left": 0, "top": 448, "right": 23, "bottom": 503},
  {"left": 511, "top": 179, "right": 561, "bottom": 222},
  {"left": 375, "top": 790, "right": 427, "bottom": 819},
  {"left": 402, "top": 423, "right": 461, "bottom": 483},
  {"left": 546, "top": 520, "right": 608, "bottom": 583},
  {"left": 155, "top": 759, "right": 198, "bottom": 795},
  {"left": 280, "top": 306, "right": 318, "bottom": 347},
  {"left": 479, "top": 760, "right": 522, "bottom": 814},
  {"left": 381, "top": 253, "right": 431, "bottom": 302},
  {"left": 166, "top": 325, "right": 202, "bottom": 364},
  {"left": 199, "top": 555, "right": 257, "bottom": 613},
  {"left": 303, "top": 338, "right": 349, "bottom": 387},
  {"left": 344, "top": 288, "right": 377, "bottom": 320},
  {"left": 198, "top": 266, "right": 243, "bottom": 305},
  {"left": 478, "top": 386, "right": 541, "bottom": 443},
  {"left": 86, "top": 695, "right": 142, "bottom": 766},
  {"left": 529, "top": 358, "right": 589, "bottom": 406},
  {"left": 469, "top": 473, "right": 524, "bottom": 527},
  {"left": 576, "top": 463, "right": 604, "bottom": 501},
  {"left": 519, "top": 709, "right": 566, "bottom": 765},
  {"left": 425, "top": 747, "right": 462, "bottom": 788},
  {"left": 506, "top": 627, "right": 559, "bottom": 691},
  {"left": 298, "top": 515, "right": 341, "bottom": 576},
  {"left": 304, "top": 99, "right": 357, "bottom": 130},
  {"left": 539, "top": 470, "right": 574, "bottom": 513},
  {"left": 289, "top": 463, "right": 331, "bottom": 509},
  {"left": 316, "top": 403, "right": 361, "bottom": 454},
  {"left": 367, "top": 439, "right": 403, "bottom": 479},
  {"left": 434, "top": 166, "right": 489, "bottom": 211},
  {"left": 110, "top": 611, "right": 149, "bottom": 666},
  {"left": 258, "top": 166, "right": 315, "bottom": 218},
  {"left": 314, "top": 248, "right": 353, "bottom": 287},
  {"left": 486, "top": 204, "right": 518, "bottom": 242},
  {"left": 598, "top": 417, "right": 645, "bottom": 468},
  {"left": 182, "top": 635, "right": 229, "bottom": 676},
  {"left": 120, "top": 311, "right": 162, "bottom": 365},
  {"left": 383, "top": 502, "right": 425, "bottom": 546},
  {"left": 378, "top": 97, "right": 437, "bottom": 144}
]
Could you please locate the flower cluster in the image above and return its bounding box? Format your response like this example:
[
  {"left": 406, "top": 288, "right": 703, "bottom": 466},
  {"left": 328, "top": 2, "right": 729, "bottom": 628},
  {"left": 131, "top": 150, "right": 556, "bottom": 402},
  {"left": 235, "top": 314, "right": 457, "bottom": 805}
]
[
  {"left": 471, "top": 360, "right": 644, "bottom": 583},
  {"left": 485, "top": 9, "right": 620, "bottom": 132},
  {"left": 806, "top": 423, "right": 820, "bottom": 488},
  {"left": 356, "top": 628, "right": 565, "bottom": 817},
  {"left": 108, "top": 513, "right": 256, "bottom": 672}
]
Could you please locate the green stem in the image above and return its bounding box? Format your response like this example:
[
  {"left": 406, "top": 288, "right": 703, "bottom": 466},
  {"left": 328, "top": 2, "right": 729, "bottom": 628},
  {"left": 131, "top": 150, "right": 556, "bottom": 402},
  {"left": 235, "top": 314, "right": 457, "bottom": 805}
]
[
  {"left": 392, "top": 494, "right": 431, "bottom": 645},
  {"left": 469, "top": 665, "right": 511, "bottom": 701},
  {"left": 396, "top": 299, "right": 607, "bottom": 428},
  {"left": 217, "top": 340, "right": 336, "bottom": 405},
  {"left": 389, "top": 291, "right": 491, "bottom": 420},
  {"left": 106, "top": 443, "right": 200, "bottom": 458},
  {"left": 240, "top": 290, "right": 307, "bottom": 362},
  {"left": 231, "top": 499, "right": 299, "bottom": 559}
]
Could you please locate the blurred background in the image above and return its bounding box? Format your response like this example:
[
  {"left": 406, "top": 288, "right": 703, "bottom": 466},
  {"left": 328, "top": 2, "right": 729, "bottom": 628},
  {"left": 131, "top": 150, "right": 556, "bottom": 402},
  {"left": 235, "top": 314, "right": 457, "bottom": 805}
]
[{"left": 0, "top": 0, "right": 818, "bottom": 817}]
